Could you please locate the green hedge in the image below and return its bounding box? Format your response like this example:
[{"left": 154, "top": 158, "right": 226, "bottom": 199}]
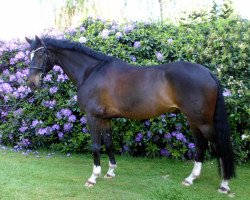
[{"left": 0, "top": 15, "right": 249, "bottom": 163}]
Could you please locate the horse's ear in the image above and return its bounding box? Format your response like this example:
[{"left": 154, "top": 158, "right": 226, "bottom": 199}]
[
  {"left": 41, "top": 39, "right": 46, "bottom": 47},
  {"left": 35, "top": 35, "right": 41, "bottom": 44},
  {"left": 25, "top": 37, "right": 32, "bottom": 44}
]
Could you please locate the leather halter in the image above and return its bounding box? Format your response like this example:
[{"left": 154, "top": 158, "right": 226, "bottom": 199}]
[{"left": 29, "top": 46, "right": 51, "bottom": 82}]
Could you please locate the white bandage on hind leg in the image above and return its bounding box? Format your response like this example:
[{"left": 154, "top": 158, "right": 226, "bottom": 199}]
[
  {"left": 88, "top": 165, "right": 101, "bottom": 184},
  {"left": 220, "top": 179, "right": 230, "bottom": 190},
  {"left": 106, "top": 161, "right": 117, "bottom": 177},
  {"left": 185, "top": 161, "right": 202, "bottom": 185}
]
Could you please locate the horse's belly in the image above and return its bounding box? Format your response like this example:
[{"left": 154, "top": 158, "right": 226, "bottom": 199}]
[{"left": 115, "top": 98, "right": 177, "bottom": 120}]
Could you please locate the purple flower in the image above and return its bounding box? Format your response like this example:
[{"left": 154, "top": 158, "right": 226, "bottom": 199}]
[
  {"left": 100, "top": 29, "right": 110, "bottom": 39},
  {"left": 38, "top": 128, "right": 47, "bottom": 136},
  {"left": 164, "top": 133, "right": 172, "bottom": 140},
  {"left": 44, "top": 74, "right": 52, "bottom": 82},
  {"left": 13, "top": 108, "right": 23, "bottom": 117},
  {"left": 49, "top": 86, "right": 58, "bottom": 94},
  {"left": 188, "top": 143, "right": 195, "bottom": 149},
  {"left": 175, "top": 124, "right": 182, "bottom": 131},
  {"left": 73, "top": 95, "right": 77, "bottom": 101},
  {"left": 130, "top": 55, "right": 136, "bottom": 62},
  {"left": 123, "top": 145, "right": 129, "bottom": 152},
  {"left": 58, "top": 132, "right": 64, "bottom": 140},
  {"left": 31, "top": 120, "right": 43, "bottom": 128},
  {"left": 17, "top": 86, "right": 31, "bottom": 98},
  {"left": 156, "top": 52, "right": 164, "bottom": 61},
  {"left": 79, "top": 26, "right": 86, "bottom": 32},
  {"left": 145, "top": 120, "right": 150, "bottom": 126},
  {"left": 67, "top": 27, "right": 76, "bottom": 36},
  {"left": 134, "top": 41, "right": 141, "bottom": 48},
  {"left": 53, "top": 65, "right": 63, "bottom": 73},
  {"left": 42, "top": 100, "right": 56, "bottom": 109},
  {"left": 176, "top": 132, "right": 184, "bottom": 141},
  {"left": 147, "top": 131, "right": 152, "bottom": 139},
  {"left": 21, "top": 138, "right": 30, "bottom": 147},
  {"left": 79, "top": 36, "right": 87, "bottom": 43},
  {"left": 160, "top": 148, "right": 170, "bottom": 157},
  {"left": 0, "top": 83, "right": 13, "bottom": 94},
  {"left": 124, "top": 24, "right": 134, "bottom": 34},
  {"left": 37, "top": 127, "right": 52, "bottom": 136},
  {"left": 15, "top": 51, "right": 26, "bottom": 61},
  {"left": 63, "top": 123, "right": 73, "bottom": 132},
  {"left": 82, "top": 127, "right": 88, "bottom": 134},
  {"left": 56, "top": 112, "right": 62, "bottom": 119},
  {"left": 2, "top": 69, "right": 10, "bottom": 76},
  {"left": 223, "top": 89, "right": 232, "bottom": 97},
  {"left": 167, "top": 38, "right": 174, "bottom": 45},
  {"left": 80, "top": 117, "right": 87, "bottom": 125},
  {"left": 61, "top": 108, "right": 72, "bottom": 117},
  {"left": 10, "top": 58, "right": 16, "bottom": 65},
  {"left": 135, "top": 133, "right": 143, "bottom": 142},
  {"left": 68, "top": 115, "right": 76, "bottom": 122},
  {"left": 168, "top": 113, "right": 176, "bottom": 118},
  {"left": 115, "top": 32, "right": 122, "bottom": 39},
  {"left": 57, "top": 74, "right": 68, "bottom": 82},
  {"left": 9, "top": 134, "right": 13, "bottom": 140},
  {"left": 9, "top": 74, "right": 17, "bottom": 82},
  {"left": 52, "top": 124, "right": 60, "bottom": 131},
  {"left": 19, "top": 126, "right": 28, "bottom": 133}
]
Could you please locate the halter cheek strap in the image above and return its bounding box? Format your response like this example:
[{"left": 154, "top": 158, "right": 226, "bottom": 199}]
[{"left": 29, "top": 46, "right": 50, "bottom": 84}]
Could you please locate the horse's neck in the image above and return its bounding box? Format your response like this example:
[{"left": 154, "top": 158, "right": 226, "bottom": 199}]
[{"left": 55, "top": 49, "right": 100, "bottom": 85}]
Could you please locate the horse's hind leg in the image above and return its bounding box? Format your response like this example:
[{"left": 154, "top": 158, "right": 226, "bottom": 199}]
[
  {"left": 196, "top": 124, "right": 233, "bottom": 194},
  {"left": 182, "top": 124, "right": 208, "bottom": 186},
  {"left": 102, "top": 124, "right": 117, "bottom": 178}
]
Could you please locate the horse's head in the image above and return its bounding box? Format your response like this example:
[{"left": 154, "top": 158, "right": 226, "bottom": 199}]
[{"left": 25, "top": 36, "right": 53, "bottom": 89}]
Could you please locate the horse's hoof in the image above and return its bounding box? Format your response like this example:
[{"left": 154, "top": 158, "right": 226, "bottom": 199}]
[
  {"left": 104, "top": 173, "right": 115, "bottom": 179},
  {"left": 85, "top": 180, "right": 95, "bottom": 187},
  {"left": 218, "top": 187, "right": 235, "bottom": 197},
  {"left": 182, "top": 179, "right": 192, "bottom": 186}
]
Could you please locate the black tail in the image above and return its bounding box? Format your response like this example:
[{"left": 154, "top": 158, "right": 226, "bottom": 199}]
[{"left": 210, "top": 72, "right": 235, "bottom": 180}]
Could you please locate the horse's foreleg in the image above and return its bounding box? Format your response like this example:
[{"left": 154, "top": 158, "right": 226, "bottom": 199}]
[
  {"left": 102, "top": 127, "right": 117, "bottom": 178},
  {"left": 183, "top": 124, "right": 208, "bottom": 186},
  {"left": 85, "top": 114, "right": 102, "bottom": 187}
]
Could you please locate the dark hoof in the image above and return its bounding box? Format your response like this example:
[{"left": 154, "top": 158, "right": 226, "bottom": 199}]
[
  {"left": 182, "top": 179, "right": 192, "bottom": 186},
  {"left": 218, "top": 187, "right": 235, "bottom": 198},
  {"left": 104, "top": 173, "right": 115, "bottom": 179},
  {"left": 85, "top": 180, "right": 95, "bottom": 187}
]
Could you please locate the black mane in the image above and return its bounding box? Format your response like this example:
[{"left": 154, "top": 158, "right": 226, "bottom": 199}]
[{"left": 42, "top": 38, "right": 112, "bottom": 62}]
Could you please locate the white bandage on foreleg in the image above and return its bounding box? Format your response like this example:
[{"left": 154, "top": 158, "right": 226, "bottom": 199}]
[
  {"left": 88, "top": 165, "right": 101, "bottom": 184},
  {"left": 185, "top": 162, "right": 202, "bottom": 185}
]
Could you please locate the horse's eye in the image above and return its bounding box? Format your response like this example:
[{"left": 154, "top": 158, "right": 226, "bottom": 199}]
[{"left": 30, "top": 51, "right": 34, "bottom": 60}]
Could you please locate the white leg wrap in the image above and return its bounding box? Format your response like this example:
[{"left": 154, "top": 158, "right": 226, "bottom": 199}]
[
  {"left": 105, "top": 162, "right": 117, "bottom": 178},
  {"left": 184, "top": 162, "right": 202, "bottom": 185},
  {"left": 220, "top": 179, "right": 230, "bottom": 191},
  {"left": 87, "top": 165, "right": 101, "bottom": 184}
]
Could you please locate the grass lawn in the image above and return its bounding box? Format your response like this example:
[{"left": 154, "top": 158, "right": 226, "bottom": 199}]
[{"left": 0, "top": 146, "right": 249, "bottom": 200}]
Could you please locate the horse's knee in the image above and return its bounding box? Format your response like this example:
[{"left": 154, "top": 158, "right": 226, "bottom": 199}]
[
  {"left": 103, "top": 134, "right": 112, "bottom": 149},
  {"left": 92, "top": 143, "right": 101, "bottom": 155}
]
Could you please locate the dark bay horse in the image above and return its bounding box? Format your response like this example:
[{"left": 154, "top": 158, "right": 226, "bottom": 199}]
[{"left": 25, "top": 36, "right": 235, "bottom": 194}]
